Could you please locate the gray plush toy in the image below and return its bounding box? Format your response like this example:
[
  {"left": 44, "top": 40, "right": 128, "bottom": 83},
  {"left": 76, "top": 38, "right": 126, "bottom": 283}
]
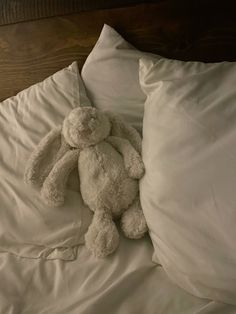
[{"left": 24, "top": 107, "right": 147, "bottom": 257}]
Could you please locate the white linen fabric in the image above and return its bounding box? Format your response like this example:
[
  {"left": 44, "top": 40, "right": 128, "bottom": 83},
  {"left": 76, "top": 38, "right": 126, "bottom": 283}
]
[
  {"left": 0, "top": 62, "right": 92, "bottom": 260},
  {"left": 2, "top": 233, "right": 234, "bottom": 314},
  {"left": 140, "top": 57, "right": 236, "bottom": 304},
  {"left": 81, "top": 24, "right": 157, "bottom": 132}
]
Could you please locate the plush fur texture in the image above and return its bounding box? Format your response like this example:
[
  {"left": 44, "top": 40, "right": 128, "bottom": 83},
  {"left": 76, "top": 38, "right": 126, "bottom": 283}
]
[{"left": 25, "top": 107, "right": 147, "bottom": 258}]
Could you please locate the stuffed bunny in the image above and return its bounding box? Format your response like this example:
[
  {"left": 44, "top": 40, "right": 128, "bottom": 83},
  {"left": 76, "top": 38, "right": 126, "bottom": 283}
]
[{"left": 24, "top": 107, "right": 147, "bottom": 257}]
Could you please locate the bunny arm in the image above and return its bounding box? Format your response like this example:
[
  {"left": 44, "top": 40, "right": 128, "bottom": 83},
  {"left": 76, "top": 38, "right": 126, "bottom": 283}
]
[
  {"left": 106, "top": 112, "right": 142, "bottom": 154},
  {"left": 106, "top": 136, "right": 145, "bottom": 179},
  {"left": 24, "top": 126, "right": 70, "bottom": 187},
  {"left": 41, "top": 149, "right": 80, "bottom": 207}
]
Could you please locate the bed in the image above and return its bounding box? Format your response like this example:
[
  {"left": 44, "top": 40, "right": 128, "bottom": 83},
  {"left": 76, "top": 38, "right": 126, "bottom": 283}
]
[{"left": 1, "top": 1, "right": 236, "bottom": 313}]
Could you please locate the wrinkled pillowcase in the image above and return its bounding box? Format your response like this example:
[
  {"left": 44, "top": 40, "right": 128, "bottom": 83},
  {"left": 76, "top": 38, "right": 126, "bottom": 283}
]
[
  {"left": 140, "top": 57, "right": 236, "bottom": 305},
  {"left": 0, "top": 62, "right": 92, "bottom": 260},
  {"left": 81, "top": 24, "right": 158, "bottom": 132}
]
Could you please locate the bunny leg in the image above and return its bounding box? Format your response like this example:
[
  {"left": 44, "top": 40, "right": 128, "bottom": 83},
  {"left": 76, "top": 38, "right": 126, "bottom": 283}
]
[
  {"left": 121, "top": 197, "right": 148, "bottom": 239},
  {"left": 41, "top": 149, "right": 79, "bottom": 207},
  {"left": 85, "top": 210, "right": 119, "bottom": 258}
]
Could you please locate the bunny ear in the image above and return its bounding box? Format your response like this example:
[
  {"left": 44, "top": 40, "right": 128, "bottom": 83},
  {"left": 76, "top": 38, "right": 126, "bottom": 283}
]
[
  {"left": 24, "top": 126, "right": 71, "bottom": 187},
  {"left": 106, "top": 112, "right": 142, "bottom": 154}
]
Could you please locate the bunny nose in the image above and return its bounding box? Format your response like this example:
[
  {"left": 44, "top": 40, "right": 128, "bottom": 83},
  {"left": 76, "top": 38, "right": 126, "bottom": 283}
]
[{"left": 77, "top": 123, "right": 87, "bottom": 131}]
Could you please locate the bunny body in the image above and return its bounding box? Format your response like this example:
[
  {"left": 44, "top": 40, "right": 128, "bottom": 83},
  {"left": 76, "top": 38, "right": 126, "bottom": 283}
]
[
  {"left": 25, "top": 107, "right": 147, "bottom": 257},
  {"left": 79, "top": 141, "right": 138, "bottom": 218}
]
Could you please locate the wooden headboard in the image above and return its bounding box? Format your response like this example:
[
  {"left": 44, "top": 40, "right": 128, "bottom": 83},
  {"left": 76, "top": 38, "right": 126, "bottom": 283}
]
[{"left": 1, "top": 0, "right": 236, "bottom": 101}]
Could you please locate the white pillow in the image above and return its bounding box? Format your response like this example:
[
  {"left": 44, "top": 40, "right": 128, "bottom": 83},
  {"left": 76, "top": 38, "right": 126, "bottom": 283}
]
[
  {"left": 0, "top": 62, "right": 92, "bottom": 260},
  {"left": 81, "top": 24, "right": 157, "bottom": 132},
  {"left": 140, "top": 57, "right": 236, "bottom": 304}
]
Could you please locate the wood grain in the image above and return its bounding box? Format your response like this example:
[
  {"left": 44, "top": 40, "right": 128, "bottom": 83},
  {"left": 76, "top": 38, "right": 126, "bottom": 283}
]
[
  {"left": 0, "top": 0, "right": 151, "bottom": 26},
  {"left": 0, "top": 1, "right": 236, "bottom": 101}
]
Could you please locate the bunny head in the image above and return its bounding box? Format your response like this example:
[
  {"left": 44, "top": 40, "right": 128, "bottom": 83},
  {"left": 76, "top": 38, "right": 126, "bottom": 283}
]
[{"left": 62, "top": 107, "right": 111, "bottom": 148}]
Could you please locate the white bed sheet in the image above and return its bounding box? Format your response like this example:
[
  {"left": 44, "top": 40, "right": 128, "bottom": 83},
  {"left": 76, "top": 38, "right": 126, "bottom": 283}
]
[{"left": 1, "top": 233, "right": 235, "bottom": 314}]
